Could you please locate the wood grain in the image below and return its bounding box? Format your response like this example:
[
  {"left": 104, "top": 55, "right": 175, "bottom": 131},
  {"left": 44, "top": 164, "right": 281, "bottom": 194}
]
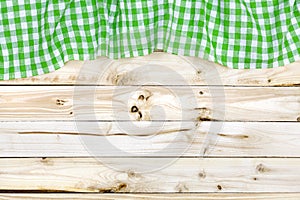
[
  {"left": 0, "top": 86, "right": 299, "bottom": 121},
  {"left": 0, "top": 121, "right": 299, "bottom": 157},
  {"left": 0, "top": 193, "right": 300, "bottom": 200},
  {"left": 0, "top": 158, "right": 299, "bottom": 192},
  {"left": 0, "top": 53, "right": 299, "bottom": 86},
  {"left": 0, "top": 53, "right": 299, "bottom": 196}
]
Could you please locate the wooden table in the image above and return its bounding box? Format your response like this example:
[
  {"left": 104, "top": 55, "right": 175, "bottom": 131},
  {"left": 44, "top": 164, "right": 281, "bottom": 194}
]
[{"left": 0, "top": 52, "right": 299, "bottom": 199}]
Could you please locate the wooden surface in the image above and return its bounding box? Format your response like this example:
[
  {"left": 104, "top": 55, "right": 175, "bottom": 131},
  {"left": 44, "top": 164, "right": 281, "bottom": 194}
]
[
  {"left": 1, "top": 193, "right": 300, "bottom": 200},
  {"left": 0, "top": 86, "right": 299, "bottom": 121},
  {"left": 1, "top": 158, "right": 300, "bottom": 192},
  {"left": 0, "top": 121, "right": 300, "bottom": 157},
  {"left": 0, "top": 53, "right": 299, "bottom": 199},
  {"left": 1, "top": 53, "right": 299, "bottom": 86}
]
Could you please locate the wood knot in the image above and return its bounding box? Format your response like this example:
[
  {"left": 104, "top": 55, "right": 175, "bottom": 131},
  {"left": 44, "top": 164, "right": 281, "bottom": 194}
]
[
  {"left": 127, "top": 170, "right": 141, "bottom": 178},
  {"left": 96, "top": 183, "right": 128, "bottom": 193},
  {"left": 40, "top": 157, "right": 53, "bottom": 166},
  {"left": 175, "top": 183, "right": 189, "bottom": 192},
  {"left": 138, "top": 89, "right": 152, "bottom": 101},
  {"left": 113, "top": 74, "right": 121, "bottom": 85},
  {"left": 138, "top": 111, "right": 143, "bottom": 120},
  {"left": 131, "top": 106, "right": 138, "bottom": 113},
  {"left": 128, "top": 171, "right": 135, "bottom": 178},
  {"left": 198, "top": 171, "right": 206, "bottom": 179},
  {"left": 56, "top": 99, "right": 66, "bottom": 106},
  {"left": 196, "top": 116, "right": 212, "bottom": 121},
  {"left": 256, "top": 163, "right": 268, "bottom": 173},
  {"left": 138, "top": 95, "right": 144, "bottom": 100},
  {"left": 116, "top": 183, "right": 127, "bottom": 191},
  {"left": 195, "top": 107, "right": 211, "bottom": 121}
]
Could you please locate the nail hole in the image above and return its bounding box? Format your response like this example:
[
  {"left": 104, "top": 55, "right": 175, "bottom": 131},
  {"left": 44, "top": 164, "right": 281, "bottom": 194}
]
[
  {"left": 131, "top": 106, "right": 138, "bottom": 113},
  {"left": 199, "top": 91, "right": 203, "bottom": 95},
  {"left": 217, "top": 185, "right": 222, "bottom": 190},
  {"left": 297, "top": 116, "right": 300, "bottom": 122},
  {"left": 70, "top": 111, "right": 73, "bottom": 115},
  {"left": 268, "top": 79, "right": 271, "bottom": 83}
]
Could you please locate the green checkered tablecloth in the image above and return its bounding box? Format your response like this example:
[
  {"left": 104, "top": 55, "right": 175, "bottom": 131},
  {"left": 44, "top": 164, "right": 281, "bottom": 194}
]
[{"left": 1, "top": 1, "right": 300, "bottom": 80}]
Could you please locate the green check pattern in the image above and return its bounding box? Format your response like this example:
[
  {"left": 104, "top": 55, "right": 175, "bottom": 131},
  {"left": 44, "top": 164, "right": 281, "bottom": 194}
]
[{"left": 1, "top": 1, "right": 300, "bottom": 80}]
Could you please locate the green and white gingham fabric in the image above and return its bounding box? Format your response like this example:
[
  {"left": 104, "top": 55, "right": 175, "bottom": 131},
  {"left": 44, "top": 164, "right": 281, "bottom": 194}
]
[{"left": 1, "top": 0, "right": 300, "bottom": 80}]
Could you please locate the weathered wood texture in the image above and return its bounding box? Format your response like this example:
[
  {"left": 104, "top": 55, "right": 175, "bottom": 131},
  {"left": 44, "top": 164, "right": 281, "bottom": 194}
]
[
  {"left": 0, "top": 158, "right": 299, "bottom": 192},
  {"left": 0, "top": 86, "right": 299, "bottom": 121},
  {"left": 0, "top": 53, "right": 299, "bottom": 86},
  {"left": 1, "top": 193, "right": 300, "bottom": 200},
  {"left": 0, "top": 121, "right": 299, "bottom": 157}
]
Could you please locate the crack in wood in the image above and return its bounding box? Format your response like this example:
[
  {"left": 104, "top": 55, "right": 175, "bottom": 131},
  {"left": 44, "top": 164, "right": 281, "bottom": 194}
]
[
  {"left": 218, "top": 133, "right": 249, "bottom": 139},
  {"left": 17, "top": 128, "right": 192, "bottom": 137}
]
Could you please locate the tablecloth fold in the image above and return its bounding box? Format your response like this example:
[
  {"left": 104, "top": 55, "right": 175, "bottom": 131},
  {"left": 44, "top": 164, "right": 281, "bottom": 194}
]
[{"left": 1, "top": 0, "right": 300, "bottom": 80}]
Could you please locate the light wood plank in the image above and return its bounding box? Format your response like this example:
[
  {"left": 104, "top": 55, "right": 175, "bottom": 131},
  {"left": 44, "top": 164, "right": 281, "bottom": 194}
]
[
  {"left": 0, "top": 158, "right": 299, "bottom": 192},
  {"left": 0, "top": 86, "right": 299, "bottom": 121},
  {"left": 0, "top": 193, "right": 300, "bottom": 200},
  {"left": 0, "top": 121, "right": 299, "bottom": 157},
  {"left": 0, "top": 53, "right": 299, "bottom": 86}
]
